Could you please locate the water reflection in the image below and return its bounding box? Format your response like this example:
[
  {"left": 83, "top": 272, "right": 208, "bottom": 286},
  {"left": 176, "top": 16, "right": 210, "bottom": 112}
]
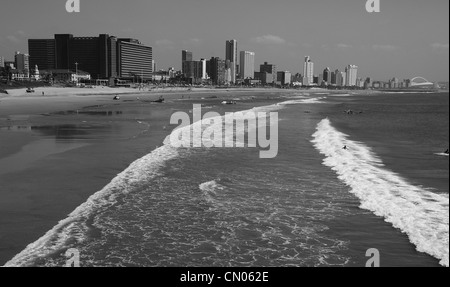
[
  {"left": 50, "top": 110, "right": 123, "bottom": 116},
  {"left": 1, "top": 124, "right": 113, "bottom": 140},
  {"left": 0, "top": 126, "right": 31, "bottom": 132}
]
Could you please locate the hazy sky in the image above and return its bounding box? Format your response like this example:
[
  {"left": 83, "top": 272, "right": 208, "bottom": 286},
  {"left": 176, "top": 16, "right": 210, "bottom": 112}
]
[{"left": 0, "top": 0, "right": 448, "bottom": 81}]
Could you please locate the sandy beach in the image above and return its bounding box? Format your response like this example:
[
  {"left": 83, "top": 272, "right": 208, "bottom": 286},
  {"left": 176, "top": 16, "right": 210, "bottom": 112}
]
[{"left": 2, "top": 85, "right": 296, "bottom": 98}]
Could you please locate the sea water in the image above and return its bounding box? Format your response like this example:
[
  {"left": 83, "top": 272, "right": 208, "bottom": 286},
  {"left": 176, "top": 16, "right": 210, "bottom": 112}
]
[{"left": 4, "top": 92, "right": 448, "bottom": 267}]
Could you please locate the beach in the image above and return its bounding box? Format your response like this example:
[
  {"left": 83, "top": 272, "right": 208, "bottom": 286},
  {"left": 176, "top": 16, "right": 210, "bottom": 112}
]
[{"left": 0, "top": 88, "right": 448, "bottom": 267}]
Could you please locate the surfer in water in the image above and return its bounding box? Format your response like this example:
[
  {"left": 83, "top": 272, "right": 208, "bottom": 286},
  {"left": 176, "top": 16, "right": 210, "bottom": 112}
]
[
  {"left": 343, "top": 145, "right": 348, "bottom": 150},
  {"left": 445, "top": 149, "right": 449, "bottom": 155}
]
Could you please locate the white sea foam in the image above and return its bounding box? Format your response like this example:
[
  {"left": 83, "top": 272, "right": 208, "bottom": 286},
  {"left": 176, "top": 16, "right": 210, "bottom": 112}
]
[
  {"left": 312, "top": 118, "right": 449, "bottom": 267},
  {"left": 435, "top": 153, "right": 449, "bottom": 157},
  {"left": 199, "top": 180, "right": 225, "bottom": 204},
  {"left": 278, "top": 97, "right": 327, "bottom": 105},
  {"left": 383, "top": 91, "right": 435, "bottom": 94},
  {"left": 328, "top": 94, "right": 352, "bottom": 97},
  {"left": 199, "top": 180, "right": 223, "bottom": 194}
]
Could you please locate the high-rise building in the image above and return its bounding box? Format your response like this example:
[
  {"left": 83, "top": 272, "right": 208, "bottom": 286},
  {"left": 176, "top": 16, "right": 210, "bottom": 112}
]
[
  {"left": 239, "top": 51, "right": 255, "bottom": 80},
  {"left": 260, "top": 62, "right": 277, "bottom": 84},
  {"left": 182, "top": 50, "right": 193, "bottom": 76},
  {"left": 226, "top": 40, "right": 238, "bottom": 83},
  {"left": 117, "top": 38, "right": 153, "bottom": 80},
  {"left": 14, "top": 52, "right": 30, "bottom": 76},
  {"left": 335, "top": 69, "right": 343, "bottom": 87},
  {"left": 108, "top": 36, "right": 118, "bottom": 78},
  {"left": 345, "top": 65, "right": 358, "bottom": 87},
  {"left": 69, "top": 34, "right": 118, "bottom": 79},
  {"left": 200, "top": 59, "right": 207, "bottom": 79},
  {"left": 208, "top": 57, "right": 226, "bottom": 85},
  {"left": 183, "top": 60, "right": 205, "bottom": 84},
  {"left": 341, "top": 72, "right": 346, "bottom": 87},
  {"left": 152, "top": 60, "right": 157, "bottom": 73},
  {"left": 54, "top": 34, "right": 72, "bottom": 70},
  {"left": 260, "top": 72, "right": 273, "bottom": 85},
  {"left": 303, "top": 56, "right": 314, "bottom": 86},
  {"left": 364, "top": 77, "right": 372, "bottom": 89},
  {"left": 28, "top": 34, "right": 123, "bottom": 79},
  {"left": 0, "top": 56, "right": 4, "bottom": 68},
  {"left": 193, "top": 61, "right": 204, "bottom": 81},
  {"left": 28, "top": 39, "right": 56, "bottom": 70},
  {"left": 318, "top": 74, "right": 324, "bottom": 86},
  {"left": 182, "top": 50, "right": 193, "bottom": 62},
  {"left": 277, "top": 71, "right": 291, "bottom": 86},
  {"left": 323, "top": 67, "right": 331, "bottom": 85},
  {"left": 225, "top": 65, "right": 232, "bottom": 84},
  {"left": 331, "top": 71, "right": 336, "bottom": 85}
]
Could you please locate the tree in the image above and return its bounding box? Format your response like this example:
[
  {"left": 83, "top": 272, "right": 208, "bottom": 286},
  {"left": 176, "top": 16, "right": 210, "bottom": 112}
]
[{"left": 0, "top": 66, "right": 13, "bottom": 83}]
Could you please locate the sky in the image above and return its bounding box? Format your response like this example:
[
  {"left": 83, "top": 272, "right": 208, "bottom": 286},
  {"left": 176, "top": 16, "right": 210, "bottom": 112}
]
[{"left": 0, "top": 0, "right": 448, "bottom": 82}]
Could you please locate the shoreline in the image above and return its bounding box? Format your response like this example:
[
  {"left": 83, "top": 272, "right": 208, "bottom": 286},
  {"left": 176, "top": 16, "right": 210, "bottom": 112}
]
[{"left": 1, "top": 85, "right": 386, "bottom": 99}]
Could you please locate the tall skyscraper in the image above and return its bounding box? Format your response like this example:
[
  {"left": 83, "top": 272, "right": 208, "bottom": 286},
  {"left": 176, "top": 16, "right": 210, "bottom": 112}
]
[
  {"left": 200, "top": 59, "right": 207, "bottom": 79},
  {"left": 345, "top": 65, "right": 358, "bottom": 87},
  {"left": 226, "top": 40, "right": 238, "bottom": 83},
  {"left": 182, "top": 50, "right": 193, "bottom": 76},
  {"left": 341, "top": 72, "right": 347, "bottom": 87},
  {"left": 335, "top": 69, "right": 342, "bottom": 87},
  {"left": 0, "top": 56, "right": 4, "bottom": 68},
  {"left": 303, "top": 56, "right": 314, "bottom": 86},
  {"left": 323, "top": 67, "right": 331, "bottom": 85},
  {"left": 239, "top": 51, "right": 255, "bottom": 80},
  {"left": 208, "top": 57, "right": 226, "bottom": 85}
]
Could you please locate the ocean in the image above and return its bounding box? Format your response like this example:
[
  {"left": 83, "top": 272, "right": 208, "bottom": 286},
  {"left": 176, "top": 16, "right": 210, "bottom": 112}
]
[{"left": 1, "top": 91, "right": 448, "bottom": 267}]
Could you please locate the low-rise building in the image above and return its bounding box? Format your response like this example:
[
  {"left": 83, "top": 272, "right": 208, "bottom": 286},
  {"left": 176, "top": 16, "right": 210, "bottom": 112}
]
[{"left": 42, "top": 69, "right": 91, "bottom": 83}]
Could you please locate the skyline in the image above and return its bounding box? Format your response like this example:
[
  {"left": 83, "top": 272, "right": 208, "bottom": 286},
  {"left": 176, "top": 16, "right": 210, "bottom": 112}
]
[{"left": 0, "top": 0, "right": 448, "bottom": 82}]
